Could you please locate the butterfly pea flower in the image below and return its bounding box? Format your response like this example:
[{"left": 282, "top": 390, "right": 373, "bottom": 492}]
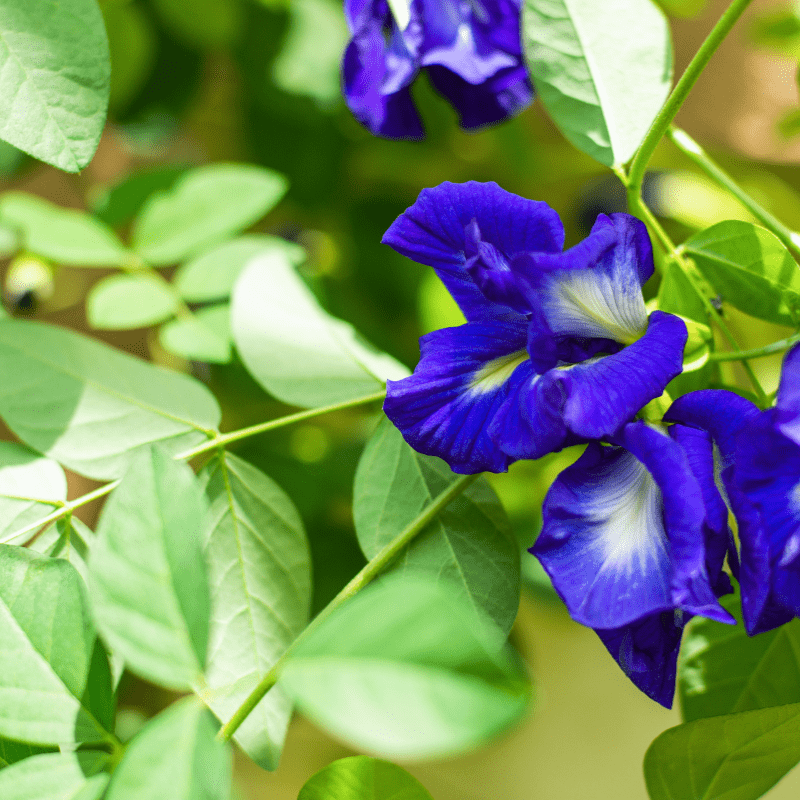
[
  {"left": 667, "top": 346, "right": 800, "bottom": 636},
  {"left": 342, "top": 0, "right": 534, "bottom": 138},
  {"left": 382, "top": 181, "right": 688, "bottom": 474},
  {"left": 532, "top": 419, "right": 736, "bottom": 707}
]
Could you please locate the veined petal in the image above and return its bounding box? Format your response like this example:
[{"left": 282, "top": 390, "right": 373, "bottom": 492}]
[
  {"left": 539, "top": 311, "right": 687, "bottom": 441},
  {"left": 383, "top": 320, "right": 532, "bottom": 473},
  {"left": 595, "top": 610, "right": 687, "bottom": 708},
  {"left": 382, "top": 182, "right": 564, "bottom": 322},
  {"left": 533, "top": 442, "right": 674, "bottom": 629}
]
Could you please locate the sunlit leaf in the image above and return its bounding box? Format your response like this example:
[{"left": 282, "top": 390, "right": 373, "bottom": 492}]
[
  {"left": 0, "top": 751, "right": 109, "bottom": 800},
  {"left": 89, "top": 447, "right": 210, "bottom": 691},
  {"left": 0, "top": 0, "right": 110, "bottom": 172},
  {"left": 159, "top": 305, "right": 232, "bottom": 364},
  {"left": 0, "top": 318, "right": 220, "bottom": 480},
  {"left": 354, "top": 418, "right": 520, "bottom": 634},
  {"left": 131, "top": 164, "right": 287, "bottom": 265},
  {"left": 232, "top": 252, "right": 409, "bottom": 408},
  {"left": 199, "top": 452, "right": 311, "bottom": 771},
  {"left": 280, "top": 574, "right": 531, "bottom": 760},
  {"left": 87, "top": 274, "right": 179, "bottom": 330},
  {"left": 30, "top": 517, "right": 94, "bottom": 590},
  {"left": 523, "top": 0, "right": 673, "bottom": 166}
]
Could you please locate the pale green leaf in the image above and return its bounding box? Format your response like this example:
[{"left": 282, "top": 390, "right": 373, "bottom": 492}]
[
  {"left": 105, "top": 700, "right": 231, "bottom": 800},
  {"left": 0, "top": 546, "right": 109, "bottom": 746},
  {"left": 354, "top": 418, "right": 520, "bottom": 634},
  {"left": 199, "top": 452, "right": 311, "bottom": 770},
  {"left": 298, "top": 756, "right": 433, "bottom": 800},
  {"left": 89, "top": 447, "right": 210, "bottom": 691},
  {"left": 280, "top": 574, "right": 531, "bottom": 760},
  {"left": 87, "top": 274, "right": 179, "bottom": 330},
  {"left": 644, "top": 703, "right": 800, "bottom": 800},
  {"left": 232, "top": 253, "right": 409, "bottom": 408},
  {"left": 0, "top": 442, "right": 65, "bottom": 545},
  {"left": 0, "top": 318, "right": 220, "bottom": 480},
  {"left": 159, "top": 305, "right": 232, "bottom": 364},
  {"left": 131, "top": 164, "right": 288, "bottom": 265},
  {"left": 173, "top": 234, "right": 305, "bottom": 303},
  {"left": 0, "top": 752, "right": 109, "bottom": 800},
  {"left": 0, "top": 0, "right": 110, "bottom": 172},
  {"left": 0, "top": 193, "right": 129, "bottom": 267},
  {"left": 30, "top": 517, "right": 95, "bottom": 588},
  {"left": 523, "top": 0, "right": 673, "bottom": 166}
]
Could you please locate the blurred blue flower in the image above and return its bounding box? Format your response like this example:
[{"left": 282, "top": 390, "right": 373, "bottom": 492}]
[
  {"left": 532, "top": 418, "right": 735, "bottom": 707},
  {"left": 382, "top": 181, "right": 687, "bottom": 474},
  {"left": 342, "top": 0, "right": 533, "bottom": 138}
]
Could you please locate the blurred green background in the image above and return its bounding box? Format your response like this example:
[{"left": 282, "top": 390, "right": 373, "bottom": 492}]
[{"left": 6, "top": 0, "right": 800, "bottom": 795}]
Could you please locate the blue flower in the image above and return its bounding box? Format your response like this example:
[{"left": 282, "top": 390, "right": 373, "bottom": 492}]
[
  {"left": 382, "top": 181, "right": 688, "bottom": 474},
  {"left": 667, "top": 346, "right": 800, "bottom": 636},
  {"left": 342, "top": 0, "right": 534, "bottom": 138},
  {"left": 532, "top": 419, "right": 735, "bottom": 707}
]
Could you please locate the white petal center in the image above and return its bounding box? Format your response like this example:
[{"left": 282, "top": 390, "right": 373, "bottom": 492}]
[{"left": 468, "top": 349, "right": 528, "bottom": 394}]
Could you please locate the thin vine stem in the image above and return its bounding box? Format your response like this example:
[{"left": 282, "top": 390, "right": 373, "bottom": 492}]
[
  {"left": 626, "top": 0, "right": 754, "bottom": 203},
  {"left": 216, "top": 471, "right": 482, "bottom": 743},
  {"left": 707, "top": 332, "right": 800, "bottom": 362},
  {"left": 668, "top": 126, "right": 800, "bottom": 259}
]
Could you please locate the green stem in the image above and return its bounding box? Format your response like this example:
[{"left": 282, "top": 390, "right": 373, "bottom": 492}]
[
  {"left": 627, "top": 0, "right": 754, "bottom": 201},
  {"left": 707, "top": 332, "right": 800, "bottom": 362},
  {"left": 216, "top": 471, "right": 481, "bottom": 743},
  {"left": 668, "top": 127, "right": 800, "bottom": 259},
  {"left": 176, "top": 389, "right": 387, "bottom": 460}
]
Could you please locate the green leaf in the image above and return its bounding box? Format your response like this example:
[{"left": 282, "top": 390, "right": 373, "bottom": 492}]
[
  {"left": 131, "top": 164, "right": 288, "bottom": 265},
  {"left": 0, "top": 318, "right": 220, "bottom": 480},
  {"left": 644, "top": 703, "right": 800, "bottom": 800},
  {"left": 159, "top": 305, "right": 232, "bottom": 364},
  {"left": 173, "top": 234, "right": 305, "bottom": 303},
  {"left": 679, "top": 593, "right": 800, "bottom": 722},
  {"left": 232, "top": 253, "right": 409, "bottom": 408},
  {"left": 298, "top": 756, "right": 433, "bottom": 800},
  {"left": 105, "top": 700, "right": 231, "bottom": 800},
  {"left": 0, "top": 194, "right": 129, "bottom": 267},
  {"left": 279, "top": 573, "right": 531, "bottom": 760},
  {"left": 198, "top": 452, "right": 311, "bottom": 771},
  {"left": 354, "top": 418, "right": 520, "bottom": 634},
  {"left": 0, "top": 442, "right": 65, "bottom": 545},
  {"left": 0, "top": 752, "right": 109, "bottom": 800},
  {"left": 522, "top": 0, "right": 673, "bottom": 167},
  {"left": 0, "top": 0, "right": 110, "bottom": 172},
  {"left": 30, "top": 517, "right": 94, "bottom": 586},
  {"left": 683, "top": 220, "right": 800, "bottom": 325},
  {"left": 151, "top": 0, "right": 243, "bottom": 48},
  {"left": 0, "top": 546, "right": 110, "bottom": 746},
  {"left": 89, "top": 447, "right": 210, "bottom": 691},
  {"left": 0, "top": 738, "right": 53, "bottom": 769},
  {"left": 87, "top": 274, "right": 179, "bottom": 330}
]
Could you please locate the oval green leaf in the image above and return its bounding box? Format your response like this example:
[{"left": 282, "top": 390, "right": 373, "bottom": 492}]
[
  {"left": 280, "top": 574, "right": 531, "bottom": 760},
  {"left": 131, "top": 164, "right": 288, "bottom": 265},
  {"left": 523, "top": 0, "right": 673, "bottom": 166},
  {"left": 198, "top": 452, "right": 311, "bottom": 770},
  {"left": 644, "top": 703, "right": 800, "bottom": 800},
  {"left": 105, "top": 700, "right": 231, "bottom": 800},
  {"left": 298, "top": 756, "right": 433, "bottom": 800},
  {"left": 0, "top": 194, "right": 129, "bottom": 267},
  {"left": 0, "top": 318, "right": 220, "bottom": 480},
  {"left": 683, "top": 220, "right": 800, "bottom": 325},
  {"left": 89, "top": 447, "right": 210, "bottom": 691},
  {"left": 0, "top": 752, "right": 109, "bottom": 800},
  {"left": 0, "top": 546, "right": 109, "bottom": 746},
  {"left": 159, "top": 305, "right": 232, "bottom": 364},
  {"left": 0, "top": 0, "right": 110, "bottom": 172},
  {"left": 30, "top": 517, "right": 95, "bottom": 586},
  {"left": 354, "top": 418, "right": 520, "bottom": 634},
  {"left": 87, "top": 274, "right": 179, "bottom": 330},
  {"left": 232, "top": 252, "right": 409, "bottom": 408}
]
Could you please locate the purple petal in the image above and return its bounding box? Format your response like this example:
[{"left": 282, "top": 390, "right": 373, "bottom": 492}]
[
  {"left": 776, "top": 342, "right": 800, "bottom": 443},
  {"left": 595, "top": 610, "right": 687, "bottom": 709},
  {"left": 382, "top": 181, "right": 564, "bottom": 323},
  {"left": 383, "top": 320, "right": 532, "bottom": 473}
]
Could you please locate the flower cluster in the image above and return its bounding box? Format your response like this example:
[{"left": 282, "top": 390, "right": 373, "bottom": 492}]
[
  {"left": 342, "top": 0, "right": 533, "bottom": 138},
  {"left": 383, "top": 180, "right": 800, "bottom": 707}
]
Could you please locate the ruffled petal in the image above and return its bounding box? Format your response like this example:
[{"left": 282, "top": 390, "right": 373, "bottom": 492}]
[
  {"left": 383, "top": 320, "right": 533, "bottom": 473},
  {"left": 538, "top": 311, "right": 687, "bottom": 441},
  {"left": 595, "top": 610, "right": 687, "bottom": 708},
  {"left": 382, "top": 182, "right": 564, "bottom": 322}
]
